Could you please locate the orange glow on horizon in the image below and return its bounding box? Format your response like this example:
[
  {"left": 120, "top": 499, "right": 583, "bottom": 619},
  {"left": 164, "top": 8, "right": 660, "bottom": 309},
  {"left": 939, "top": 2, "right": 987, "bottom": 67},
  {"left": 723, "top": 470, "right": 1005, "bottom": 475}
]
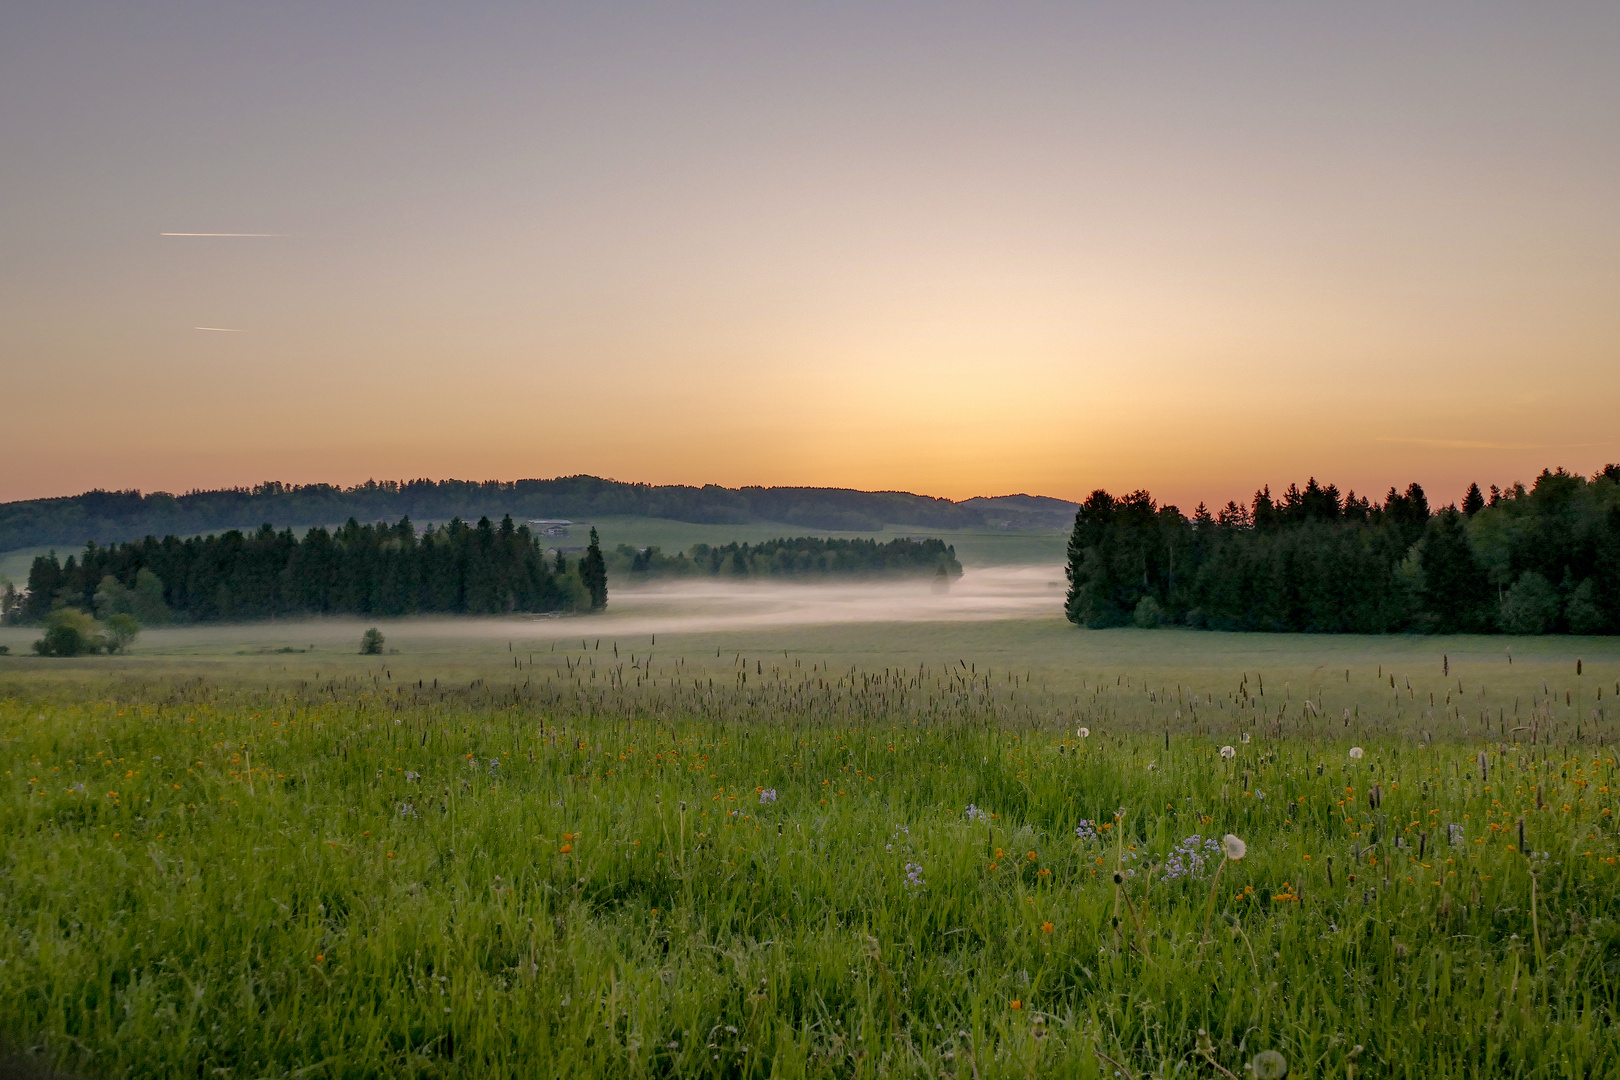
[{"left": 4, "top": 6, "right": 1617, "bottom": 512}]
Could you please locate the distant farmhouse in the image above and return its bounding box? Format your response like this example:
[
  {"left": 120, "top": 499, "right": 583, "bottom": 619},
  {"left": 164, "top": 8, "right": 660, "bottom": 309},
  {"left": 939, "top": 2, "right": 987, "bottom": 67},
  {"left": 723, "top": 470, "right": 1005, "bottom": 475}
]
[{"left": 527, "top": 519, "right": 575, "bottom": 537}]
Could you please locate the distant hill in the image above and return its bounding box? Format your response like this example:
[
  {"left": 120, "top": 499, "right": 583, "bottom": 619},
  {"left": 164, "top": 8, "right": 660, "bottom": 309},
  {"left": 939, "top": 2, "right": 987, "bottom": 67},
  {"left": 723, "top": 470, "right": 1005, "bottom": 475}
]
[
  {"left": 0, "top": 476, "right": 1078, "bottom": 553},
  {"left": 960, "top": 494, "right": 1082, "bottom": 530}
]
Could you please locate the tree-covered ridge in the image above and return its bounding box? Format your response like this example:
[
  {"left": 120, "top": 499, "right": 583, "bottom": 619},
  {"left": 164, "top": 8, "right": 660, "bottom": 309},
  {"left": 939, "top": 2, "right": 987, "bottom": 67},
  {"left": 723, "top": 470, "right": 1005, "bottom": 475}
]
[
  {"left": 0, "top": 477, "right": 993, "bottom": 552},
  {"left": 16, "top": 516, "right": 605, "bottom": 623},
  {"left": 1065, "top": 466, "right": 1620, "bottom": 634},
  {"left": 608, "top": 536, "right": 963, "bottom": 580}
]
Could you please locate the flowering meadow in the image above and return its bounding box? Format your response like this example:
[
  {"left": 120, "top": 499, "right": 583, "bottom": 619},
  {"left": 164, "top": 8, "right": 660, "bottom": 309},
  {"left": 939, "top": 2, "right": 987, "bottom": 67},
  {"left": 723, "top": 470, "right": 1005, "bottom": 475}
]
[{"left": 2, "top": 646, "right": 1619, "bottom": 1077}]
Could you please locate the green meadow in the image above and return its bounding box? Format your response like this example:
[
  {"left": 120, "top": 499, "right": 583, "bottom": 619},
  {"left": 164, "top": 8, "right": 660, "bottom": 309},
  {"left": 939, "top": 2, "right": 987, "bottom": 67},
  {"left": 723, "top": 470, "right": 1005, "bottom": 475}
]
[{"left": 2, "top": 610, "right": 1619, "bottom": 1078}]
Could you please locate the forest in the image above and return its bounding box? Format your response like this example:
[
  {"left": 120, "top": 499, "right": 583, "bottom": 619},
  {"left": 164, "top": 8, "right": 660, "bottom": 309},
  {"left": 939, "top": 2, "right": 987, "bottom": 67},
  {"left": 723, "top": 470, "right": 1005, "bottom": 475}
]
[
  {"left": 0, "top": 477, "right": 1012, "bottom": 552},
  {"left": 10, "top": 516, "right": 608, "bottom": 623},
  {"left": 1065, "top": 465, "right": 1620, "bottom": 634},
  {"left": 605, "top": 536, "right": 963, "bottom": 580}
]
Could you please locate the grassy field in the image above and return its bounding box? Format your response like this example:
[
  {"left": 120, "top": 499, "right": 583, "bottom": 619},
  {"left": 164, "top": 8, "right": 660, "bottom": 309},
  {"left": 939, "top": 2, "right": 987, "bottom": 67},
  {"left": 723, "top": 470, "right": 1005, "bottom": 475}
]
[{"left": 2, "top": 617, "right": 1619, "bottom": 1078}]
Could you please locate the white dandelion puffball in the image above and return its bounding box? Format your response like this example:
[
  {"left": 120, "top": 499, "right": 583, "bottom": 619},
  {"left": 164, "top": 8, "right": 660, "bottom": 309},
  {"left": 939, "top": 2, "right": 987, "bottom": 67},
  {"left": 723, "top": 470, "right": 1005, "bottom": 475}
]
[
  {"left": 1240, "top": 732, "right": 1251, "bottom": 744},
  {"left": 1077, "top": 726, "right": 1090, "bottom": 738},
  {"left": 1252, "top": 1050, "right": 1288, "bottom": 1079},
  {"left": 1219, "top": 745, "right": 1236, "bottom": 759},
  {"left": 1349, "top": 746, "right": 1364, "bottom": 759},
  {"left": 1223, "top": 834, "right": 1247, "bottom": 860}
]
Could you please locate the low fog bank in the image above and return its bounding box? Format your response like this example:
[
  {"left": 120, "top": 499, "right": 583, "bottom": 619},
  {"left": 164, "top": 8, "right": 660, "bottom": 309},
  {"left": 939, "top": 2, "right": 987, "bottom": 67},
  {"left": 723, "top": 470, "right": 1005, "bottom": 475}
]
[
  {"left": 334, "top": 565, "right": 1068, "bottom": 642},
  {"left": 1, "top": 567, "right": 1069, "bottom": 655},
  {"left": 576, "top": 565, "right": 1066, "bottom": 636}
]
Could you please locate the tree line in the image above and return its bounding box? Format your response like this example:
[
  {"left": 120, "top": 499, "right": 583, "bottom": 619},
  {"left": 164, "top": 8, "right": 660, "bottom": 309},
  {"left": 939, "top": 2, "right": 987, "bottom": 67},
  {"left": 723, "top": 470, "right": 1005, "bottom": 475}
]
[
  {"left": 0, "top": 476, "right": 996, "bottom": 552},
  {"left": 11, "top": 517, "right": 609, "bottom": 624},
  {"left": 608, "top": 536, "right": 963, "bottom": 579},
  {"left": 1065, "top": 466, "right": 1620, "bottom": 634}
]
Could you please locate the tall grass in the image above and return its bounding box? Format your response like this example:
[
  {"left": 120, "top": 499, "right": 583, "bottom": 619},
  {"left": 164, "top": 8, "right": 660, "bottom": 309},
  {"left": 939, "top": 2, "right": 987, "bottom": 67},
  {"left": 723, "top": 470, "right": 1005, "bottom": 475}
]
[{"left": 1, "top": 654, "right": 1617, "bottom": 1077}]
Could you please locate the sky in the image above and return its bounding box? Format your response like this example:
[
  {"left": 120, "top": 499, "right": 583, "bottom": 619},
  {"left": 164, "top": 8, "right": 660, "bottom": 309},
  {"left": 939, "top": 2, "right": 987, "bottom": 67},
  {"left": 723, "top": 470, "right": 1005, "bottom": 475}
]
[{"left": 3, "top": 2, "right": 1618, "bottom": 512}]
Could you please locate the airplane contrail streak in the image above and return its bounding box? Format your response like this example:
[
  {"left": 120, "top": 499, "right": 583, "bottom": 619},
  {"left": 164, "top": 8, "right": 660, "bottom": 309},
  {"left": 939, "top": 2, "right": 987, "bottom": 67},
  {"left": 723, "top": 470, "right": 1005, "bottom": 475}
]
[
  {"left": 160, "top": 232, "right": 286, "bottom": 237},
  {"left": 194, "top": 326, "right": 245, "bottom": 332}
]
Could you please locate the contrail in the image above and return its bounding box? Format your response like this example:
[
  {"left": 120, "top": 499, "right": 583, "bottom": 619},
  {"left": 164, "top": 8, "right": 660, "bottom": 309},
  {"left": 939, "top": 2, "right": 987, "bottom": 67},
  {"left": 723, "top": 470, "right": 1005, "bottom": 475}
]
[
  {"left": 160, "top": 232, "right": 286, "bottom": 237},
  {"left": 194, "top": 326, "right": 245, "bottom": 332}
]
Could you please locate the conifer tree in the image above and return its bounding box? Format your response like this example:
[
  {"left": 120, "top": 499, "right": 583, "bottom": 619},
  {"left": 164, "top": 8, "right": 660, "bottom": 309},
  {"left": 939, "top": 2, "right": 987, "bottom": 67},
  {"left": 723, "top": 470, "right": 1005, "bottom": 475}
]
[
  {"left": 1417, "top": 508, "right": 1493, "bottom": 632},
  {"left": 581, "top": 527, "right": 608, "bottom": 610},
  {"left": 22, "top": 552, "right": 63, "bottom": 622}
]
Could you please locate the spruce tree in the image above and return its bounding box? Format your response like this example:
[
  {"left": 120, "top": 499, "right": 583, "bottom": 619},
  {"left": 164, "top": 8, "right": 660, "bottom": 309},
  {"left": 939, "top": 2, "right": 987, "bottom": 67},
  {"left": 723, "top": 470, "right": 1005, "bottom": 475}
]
[
  {"left": 23, "top": 553, "right": 63, "bottom": 622},
  {"left": 1462, "top": 483, "right": 1485, "bottom": 516},
  {"left": 1418, "top": 508, "right": 1493, "bottom": 632},
  {"left": 1590, "top": 505, "right": 1620, "bottom": 632},
  {"left": 581, "top": 527, "right": 608, "bottom": 610}
]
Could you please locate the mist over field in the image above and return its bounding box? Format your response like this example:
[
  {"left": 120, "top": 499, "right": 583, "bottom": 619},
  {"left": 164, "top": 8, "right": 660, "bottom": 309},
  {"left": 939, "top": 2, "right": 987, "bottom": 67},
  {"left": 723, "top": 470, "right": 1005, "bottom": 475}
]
[
  {"left": 0, "top": 566, "right": 1057, "bottom": 654},
  {"left": 0, "top": 566, "right": 1068, "bottom": 661},
  {"left": 588, "top": 565, "right": 1064, "bottom": 635}
]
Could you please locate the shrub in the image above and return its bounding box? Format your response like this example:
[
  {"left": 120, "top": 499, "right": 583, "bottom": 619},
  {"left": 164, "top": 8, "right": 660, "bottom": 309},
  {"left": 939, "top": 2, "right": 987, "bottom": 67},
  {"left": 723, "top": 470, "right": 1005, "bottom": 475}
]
[
  {"left": 1566, "top": 578, "right": 1606, "bottom": 634},
  {"left": 1500, "top": 572, "right": 1560, "bottom": 634},
  {"left": 104, "top": 613, "right": 142, "bottom": 653},
  {"left": 94, "top": 570, "right": 171, "bottom": 625},
  {"left": 1132, "top": 596, "right": 1164, "bottom": 629},
  {"left": 32, "top": 608, "right": 106, "bottom": 657},
  {"left": 360, "top": 628, "right": 385, "bottom": 655}
]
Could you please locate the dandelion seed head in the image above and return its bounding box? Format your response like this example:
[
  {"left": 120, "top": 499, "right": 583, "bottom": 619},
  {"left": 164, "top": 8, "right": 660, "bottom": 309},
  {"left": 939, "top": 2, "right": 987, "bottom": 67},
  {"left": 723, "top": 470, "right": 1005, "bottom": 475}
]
[{"left": 1252, "top": 1049, "right": 1288, "bottom": 1079}]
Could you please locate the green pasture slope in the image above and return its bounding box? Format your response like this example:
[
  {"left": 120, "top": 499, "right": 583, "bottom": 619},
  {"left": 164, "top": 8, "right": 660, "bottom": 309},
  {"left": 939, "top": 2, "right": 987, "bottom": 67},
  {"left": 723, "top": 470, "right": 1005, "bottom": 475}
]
[
  {"left": 0, "top": 547, "right": 51, "bottom": 592},
  {"left": 0, "top": 516, "right": 1068, "bottom": 580},
  {"left": 580, "top": 517, "right": 1068, "bottom": 570},
  {"left": 2, "top": 620, "right": 1619, "bottom": 1078}
]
